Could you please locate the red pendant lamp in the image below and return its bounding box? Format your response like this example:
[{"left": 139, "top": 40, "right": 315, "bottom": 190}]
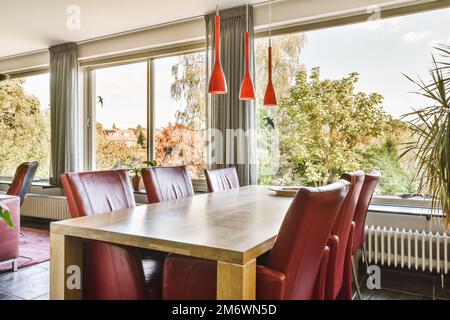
[
  {"left": 208, "top": 5, "right": 227, "bottom": 94},
  {"left": 239, "top": 1, "right": 255, "bottom": 100},
  {"left": 264, "top": 0, "right": 277, "bottom": 106}
]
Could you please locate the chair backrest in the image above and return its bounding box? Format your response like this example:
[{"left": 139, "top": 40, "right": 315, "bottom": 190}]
[
  {"left": 7, "top": 161, "right": 39, "bottom": 206},
  {"left": 61, "top": 170, "right": 136, "bottom": 218},
  {"left": 60, "top": 170, "right": 146, "bottom": 300},
  {"left": 141, "top": 166, "right": 194, "bottom": 203},
  {"left": 205, "top": 167, "right": 239, "bottom": 192},
  {"left": 327, "top": 170, "right": 365, "bottom": 299},
  {"left": 266, "top": 180, "right": 350, "bottom": 300},
  {"left": 352, "top": 172, "right": 381, "bottom": 253}
]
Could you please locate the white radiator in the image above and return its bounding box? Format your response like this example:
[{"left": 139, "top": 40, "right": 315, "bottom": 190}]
[
  {"left": 365, "top": 225, "right": 450, "bottom": 274},
  {"left": 21, "top": 195, "right": 71, "bottom": 220}
]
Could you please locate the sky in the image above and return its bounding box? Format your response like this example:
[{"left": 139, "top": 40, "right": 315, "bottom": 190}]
[
  {"left": 22, "top": 73, "right": 50, "bottom": 110},
  {"left": 94, "top": 56, "right": 190, "bottom": 130},
  {"left": 95, "top": 61, "right": 147, "bottom": 130},
  {"left": 21, "top": 7, "right": 450, "bottom": 128},
  {"left": 298, "top": 7, "right": 450, "bottom": 118}
]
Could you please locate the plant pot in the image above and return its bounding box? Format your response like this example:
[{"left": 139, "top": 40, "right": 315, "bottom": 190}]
[{"left": 132, "top": 176, "right": 142, "bottom": 192}]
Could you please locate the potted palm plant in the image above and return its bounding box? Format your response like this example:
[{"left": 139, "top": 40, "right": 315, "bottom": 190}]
[{"left": 401, "top": 44, "right": 450, "bottom": 227}]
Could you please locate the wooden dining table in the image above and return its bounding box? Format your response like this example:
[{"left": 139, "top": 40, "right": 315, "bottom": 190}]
[{"left": 49, "top": 185, "right": 294, "bottom": 300}]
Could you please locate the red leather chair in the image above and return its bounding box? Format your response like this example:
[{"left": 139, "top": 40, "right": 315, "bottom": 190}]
[
  {"left": 141, "top": 166, "right": 194, "bottom": 204},
  {"left": 7, "top": 161, "right": 39, "bottom": 206},
  {"left": 325, "top": 171, "right": 364, "bottom": 300},
  {"left": 205, "top": 167, "right": 239, "bottom": 192},
  {"left": 61, "top": 170, "right": 164, "bottom": 300},
  {"left": 351, "top": 171, "right": 381, "bottom": 299},
  {"left": 162, "top": 180, "right": 350, "bottom": 300},
  {"left": 0, "top": 195, "right": 20, "bottom": 271}
]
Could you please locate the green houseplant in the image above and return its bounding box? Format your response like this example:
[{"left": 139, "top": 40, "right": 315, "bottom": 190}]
[
  {"left": 128, "top": 160, "right": 158, "bottom": 192},
  {"left": 0, "top": 202, "right": 13, "bottom": 229},
  {"left": 143, "top": 160, "right": 158, "bottom": 167},
  {"left": 129, "top": 167, "right": 143, "bottom": 192},
  {"left": 401, "top": 44, "right": 450, "bottom": 227}
]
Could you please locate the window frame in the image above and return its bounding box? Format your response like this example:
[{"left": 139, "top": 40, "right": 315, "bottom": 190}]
[
  {"left": 251, "top": 5, "right": 450, "bottom": 209},
  {"left": 83, "top": 44, "right": 206, "bottom": 173}
]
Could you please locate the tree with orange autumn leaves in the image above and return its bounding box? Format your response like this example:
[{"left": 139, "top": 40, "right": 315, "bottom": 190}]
[
  {"left": 155, "top": 52, "right": 206, "bottom": 177},
  {"left": 154, "top": 123, "right": 205, "bottom": 178}
]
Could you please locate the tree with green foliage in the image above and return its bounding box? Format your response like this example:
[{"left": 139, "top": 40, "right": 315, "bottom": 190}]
[
  {"left": 95, "top": 122, "right": 144, "bottom": 170},
  {"left": 256, "top": 33, "right": 306, "bottom": 103},
  {"left": 361, "top": 139, "right": 416, "bottom": 195},
  {"left": 256, "top": 34, "right": 415, "bottom": 195},
  {"left": 256, "top": 34, "right": 306, "bottom": 183},
  {"left": 170, "top": 52, "right": 206, "bottom": 130},
  {"left": 167, "top": 52, "right": 206, "bottom": 177},
  {"left": 0, "top": 79, "right": 49, "bottom": 178},
  {"left": 137, "top": 130, "right": 146, "bottom": 148},
  {"left": 134, "top": 124, "right": 146, "bottom": 148},
  {"left": 273, "top": 68, "right": 395, "bottom": 186}
]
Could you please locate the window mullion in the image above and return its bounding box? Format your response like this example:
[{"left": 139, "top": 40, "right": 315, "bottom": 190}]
[
  {"left": 85, "top": 68, "right": 96, "bottom": 171},
  {"left": 148, "top": 59, "right": 155, "bottom": 161}
]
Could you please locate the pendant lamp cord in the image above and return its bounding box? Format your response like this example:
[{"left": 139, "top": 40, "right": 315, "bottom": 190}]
[
  {"left": 246, "top": 0, "right": 248, "bottom": 32},
  {"left": 269, "top": 0, "right": 272, "bottom": 46}
]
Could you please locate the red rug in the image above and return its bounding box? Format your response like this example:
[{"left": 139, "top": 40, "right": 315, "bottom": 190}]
[{"left": 0, "top": 227, "right": 49, "bottom": 273}]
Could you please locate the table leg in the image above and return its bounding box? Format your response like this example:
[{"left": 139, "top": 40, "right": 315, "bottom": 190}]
[
  {"left": 50, "top": 233, "right": 83, "bottom": 300},
  {"left": 217, "top": 259, "right": 256, "bottom": 300}
]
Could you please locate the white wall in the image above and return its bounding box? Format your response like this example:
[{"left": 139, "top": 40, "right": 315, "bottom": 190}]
[{"left": 0, "top": 0, "right": 440, "bottom": 73}]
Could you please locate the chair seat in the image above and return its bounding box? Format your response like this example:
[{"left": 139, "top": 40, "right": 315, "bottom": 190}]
[
  {"left": 142, "top": 253, "right": 165, "bottom": 299},
  {"left": 163, "top": 254, "right": 217, "bottom": 300}
]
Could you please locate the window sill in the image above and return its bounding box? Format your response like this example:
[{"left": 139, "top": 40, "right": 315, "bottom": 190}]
[
  {"left": 0, "top": 179, "right": 58, "bottom": 188},
  {"left": 371, "top": 195, "right": 432, "bottom": 208},
  {"left": 368, "top": 203, "right": 441, "bottom": 217}
]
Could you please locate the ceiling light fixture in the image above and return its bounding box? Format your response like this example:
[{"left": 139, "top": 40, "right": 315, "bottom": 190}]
[
  {"left": 239, "top": 0, "right": 255, "bottom": 100},
  {"left": 208, "top": 4, "right": 227, "bottom": 94}
]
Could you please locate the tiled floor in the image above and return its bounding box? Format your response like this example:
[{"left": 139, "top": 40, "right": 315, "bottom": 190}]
[
  {"left": 355, "top": 267, "right": 450, "bottom": 300},
  {"left": 0, "top": 218, "right": 50, "bottom": 300},
  {"left": 1, "top": 262, "right": 449, "bottom": 300},
  {"left": 0, "top": 261, "right": 49, "bottom": 300}
]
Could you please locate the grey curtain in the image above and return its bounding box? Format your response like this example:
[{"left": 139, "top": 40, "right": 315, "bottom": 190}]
[
  {"left": 49, "top": 43, "right": 80, "bottom": 186},
  {"left": 205, "top": 5, "right": 257, "bottom": 186}
]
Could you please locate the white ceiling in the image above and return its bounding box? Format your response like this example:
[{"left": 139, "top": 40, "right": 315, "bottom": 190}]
[{"left": 0, "top": 0, "right": 262, "bottom": 58}]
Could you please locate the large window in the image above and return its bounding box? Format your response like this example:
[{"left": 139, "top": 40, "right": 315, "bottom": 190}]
[
  {"left": 94, "top": 62, "right": 148, "bottom": 170},
  {"left": 90, "top": 51, "right": 206, "bottom": 178},
  {"left": 256, "top": 7, "right": 450, "bottom": 196},
  {"left": 0, "top": 73, "right": 50, "bottom": 179}
]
